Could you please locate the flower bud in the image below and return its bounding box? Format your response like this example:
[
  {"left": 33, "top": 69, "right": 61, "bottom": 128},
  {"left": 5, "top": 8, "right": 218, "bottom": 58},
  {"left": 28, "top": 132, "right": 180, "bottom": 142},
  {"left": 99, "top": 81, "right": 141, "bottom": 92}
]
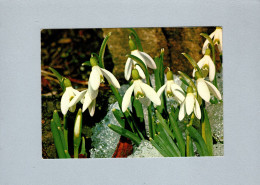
[{"left": 129, "top": 36, "right": 137, "bottom": 51}]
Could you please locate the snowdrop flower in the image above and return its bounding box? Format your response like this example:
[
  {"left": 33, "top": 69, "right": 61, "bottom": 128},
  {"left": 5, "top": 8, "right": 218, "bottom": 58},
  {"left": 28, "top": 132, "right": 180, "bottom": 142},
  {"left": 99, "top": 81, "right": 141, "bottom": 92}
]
[
  {"left": 60, "top": 78, "right": 79, "bottom": 115},
  {"left": 124, "top": 37, "right": 157, "bottom": 80},
  {"left": 192, "top": 48, "right": 215, "bottom": 81},
  {"left": 88, "top": 56, "right": 120, "bottom": 91},
  {"left": 179, "top": 86, "right": 201, "bottom": 121},
  {"left": 122, "top": 69, "right": 161, "bottom": 112},
  {"left": 68, "top": 85, "right": 98, "bottom": 117},
  {"left": 195, "top": 71, "right": 222, "bottom": 102},
  {"left": 157, "top": 70, "right": 185, "bottom": 104},
  {"left": 202, "top": 27, "right": 222, "bottom": 54},
  {"left": 68, "top": 56, "right": 120, "bottom": 116}
]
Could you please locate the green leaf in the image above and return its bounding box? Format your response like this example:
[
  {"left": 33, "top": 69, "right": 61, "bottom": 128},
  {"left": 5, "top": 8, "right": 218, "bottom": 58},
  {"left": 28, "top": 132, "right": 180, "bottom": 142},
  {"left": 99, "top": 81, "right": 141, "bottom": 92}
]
[
  {"left": 149, "top": 138, "right": 169, "bottom": 157},
  {"left": 169, "top": 114, "right": 185, "bottom": 156},
  {"left": 201, "top": 108, "right": 213, "bottom": 156},
  {"left": 128, "top": 28, "right": 143, "bottom": 51},
  {"left": 108, "top": 124, "right": 141, "bottom": 146},
  {"left": 182, "top": 53, "right": 202, "bottom": 76},
  {"left": 156, "top": 134, "right": 176, "bottom": 157},
  {"left": 112, "top": 108, "right": 125, "bottom": 128},
  {"left": 133, "top": 99, "right": 144, "bottom": 120},
  {"left": 155, "top": 110, "right": 175, "bottom": 139},
  {"left": 49, "top": 67, "right": 65, "bottom": 91},
  {"left": 50, "top": 119, "right": 66, "bottom": 158},
  {"left": 80, "top": 136, "right": 86, "bottom": 156},
  {"left": 186, "top": 125, "right": 209, "bottom": 156},
  {"left": 99, "top": 32, "right": 111, "bottom": 68}
]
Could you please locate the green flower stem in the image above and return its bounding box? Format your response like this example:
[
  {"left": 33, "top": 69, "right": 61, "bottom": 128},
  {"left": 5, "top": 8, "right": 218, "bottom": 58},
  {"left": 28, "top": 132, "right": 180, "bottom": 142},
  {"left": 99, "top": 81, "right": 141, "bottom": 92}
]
[
  {"left": 201, "top": 107, "right": 213, "bottom": 156},
  {"left": 169, "top": 114, "right": 185, "bottom": 156},
  {"left": 112, "top": 109, "right": 125, "bottom": 128},
  {"left": 128, "top": 28, "right": 143, "bottom": 51}
]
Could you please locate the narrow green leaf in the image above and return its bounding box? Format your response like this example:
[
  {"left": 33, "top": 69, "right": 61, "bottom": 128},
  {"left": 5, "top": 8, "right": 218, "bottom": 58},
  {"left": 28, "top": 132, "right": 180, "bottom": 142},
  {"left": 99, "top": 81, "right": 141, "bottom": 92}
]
[
  {"left": 149, "top": 138, "right": 169, "bottom": 157},
  {"left": 49, "top": 67, "right": 65, "bottom": 91},
  {"left": 182, "top": 53, "right": 202, "bottom": 76},
  {"left": 128, "top": 28, "right": 143, "bottom": 51},
  {"left": 202, "top": 108, "right": 213, "bottom": 156},
  {"left": 80, "top": 137, "right": 86, "bottom": 155},
  {"left": 99, "top": 32, "right": 112, "bottom": 68},
  {"left": 156, "top": 134, "right": 176, "bottom": 157},
  {"left": 112, "top": 108, "right": 125, "bottom": 128},
  {"left": 50, "top": 119, "right": 66, "bottom": 158},
  {"left": 108, "top": 124, "right": 141, "bottom": 146},
  {"left": 169, "top": 114, "right": 185, "bottom": 156},
  {"left": 155, "top": 110, "right": 175, "bottom": 139},
  {"left": 157, "top": 123, "right": 181, "bottom": 157},
  {"left": 133, "top": 99, "right": 144, "bottom": 120},
  {"left": 186, "top": 125, "right": 209, "bottom": 156}
]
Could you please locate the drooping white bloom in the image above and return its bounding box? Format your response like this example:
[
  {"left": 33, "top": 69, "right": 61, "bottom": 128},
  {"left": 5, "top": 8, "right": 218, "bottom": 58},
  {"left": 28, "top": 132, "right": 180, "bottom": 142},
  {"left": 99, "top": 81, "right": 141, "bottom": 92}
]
[
  {"left": 202, "top": 27, "right": 222, "bottom": 54},
  {"left": 157, "top": 70, "right": 185, "bottom": 104},
  {"left": 68, "top": 56, "right": 120, "bottom": 117},
  {"left": 178, "top": 88, "right": 201, "bottom": 121},
  {"left": 122, "top": 69, "right": 161, "bottom": 112},
  {"left": 192, "top": 49, "right": 215, "bottom": 81},
  {"left": 68, "top": 85, "right": 98, "bottom": 117},
  {"left": 60, "top": 79, "right": 79, "bottom": 115},
  {"left": 124, "top": 37, "right": 156, "bottom": 81},
  {"left": 195, "top": 72, "right": 222, "bottom": 102}
]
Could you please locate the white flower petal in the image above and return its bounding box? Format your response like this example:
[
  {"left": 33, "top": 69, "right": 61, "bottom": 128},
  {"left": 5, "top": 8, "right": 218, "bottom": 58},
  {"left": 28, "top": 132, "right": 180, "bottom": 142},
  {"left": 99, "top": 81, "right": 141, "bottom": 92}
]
[
  {"left": 100, "top": 68, "right": 120, "bottom": 89},
  {"left": 185, "top": 93, "right": 195, "bottom": 115},
  {"left": 202, "top": 31, "right": 215, "bottom": 54},
  {"left": 131, "top": 50, "right": 147, "bottom": 67},
  {"left": 171, "top": 84, "right": 185, "bottom": 103},
  {"left": 125, "top": 58, "right": 133, "bottom": 81},
  {"left": 61, "top": 89, "right": 70, "bottom": 115},
  {"left": 82, "top": 93, "right": 93, "bottom": 112},
  {"left": 68, "top": 89, "right": 88, "bottom": 108},
  {"left": 178, "top": 102, "right": 186, "bottom": 121},
  {"left": 140, "top": 51, "right": 156, "bottom": 69},
  {"left": 135, "top": 64, "right": 146, "bottom": 79},
  {"left": 72, "top": 89, "right": 80, "bottom": 96},
  {"left": 205, "top": 81, "right": 222, "bottom": 100},
  {"left": 157, "top": 84, "right": 167, "bottom": 97},
  {"left": 197, "top": 78, "right": 210, "bottom": 102},
  {"left": 122, "top": 84, "right": 135, "bottom": 112},
  {"left": 192, "top": 56, "right": 206, "bottom": 77},
  {"left": 88, "top": 84, "right": 98, "bottom": 100},
  {"left": 207, "top": 55, "right": 215, "bottom": 81},
  {"left": 139, "top": 97, "right": 151, "bottom": 107},
  {"left": 194, "top": 99, "right": 201, "bottom": 119},
  {"left": 140, "top": 82, "right": 161, "bottom": 106},
  {"left": 89, "top": 66, "right": 101, "bottom": 91},
  {"left": 69, "top": 105, "right": 76, "bottom": 113},
  {"left": 88, "top": 99, "right": 96, "bottom": 117}
]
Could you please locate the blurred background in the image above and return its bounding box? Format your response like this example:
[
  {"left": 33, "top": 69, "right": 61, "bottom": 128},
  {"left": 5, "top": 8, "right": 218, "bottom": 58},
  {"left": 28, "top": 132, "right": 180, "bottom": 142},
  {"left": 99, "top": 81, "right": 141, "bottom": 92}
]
[{"left": 41, "top": 27, "right": 221, "bottom": 158}]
